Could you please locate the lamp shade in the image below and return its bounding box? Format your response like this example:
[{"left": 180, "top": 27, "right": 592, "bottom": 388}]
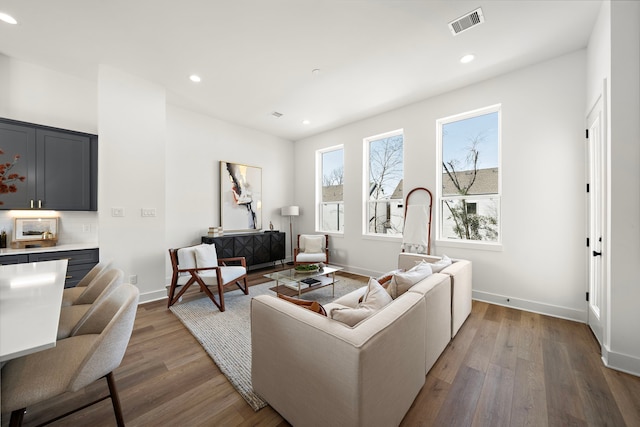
[{"left": 281, "top": 206, "right": 299, "bottom": 216}]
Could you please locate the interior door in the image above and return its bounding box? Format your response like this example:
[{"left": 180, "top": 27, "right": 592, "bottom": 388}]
[{"left": 586, "top": 91, "right": 606, "bottom": 346}]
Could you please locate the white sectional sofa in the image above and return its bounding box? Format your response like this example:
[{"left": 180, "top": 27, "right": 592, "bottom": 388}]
[
  {"left": 251, "top": 254, "right": 471, "bottom": 427},
  {"left": 397, "top": 253, "right": 473, "bottom": 338}
]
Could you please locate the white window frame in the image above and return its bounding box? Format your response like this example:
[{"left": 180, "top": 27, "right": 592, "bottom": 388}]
[
  {"left": 436, "top": 105, "right": 502, "bottom": 251},
  {"left": 363, "top": 129, "right": 404, "bottom": 239},
  {"left": 316, "top": 145, "right": 344, "bottom": 234}
]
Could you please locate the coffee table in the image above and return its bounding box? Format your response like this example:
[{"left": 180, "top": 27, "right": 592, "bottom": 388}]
[{"left": 264, "top": 265, "right": 343, "bottom": 298}]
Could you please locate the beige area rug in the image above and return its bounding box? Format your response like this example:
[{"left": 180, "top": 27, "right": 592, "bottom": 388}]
[{"left": 169, "top": 274, "right": 365, "bottom": 411}]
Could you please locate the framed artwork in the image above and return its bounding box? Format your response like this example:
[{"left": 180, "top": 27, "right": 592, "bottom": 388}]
[
  {"left": 220, "top": 161, "right": 262, "bottom": 232},
  {"left": 13, "top": 217, "right": 58, "bottom": 241}
]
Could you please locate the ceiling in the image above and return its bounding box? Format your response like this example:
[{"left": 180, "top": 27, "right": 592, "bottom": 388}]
[{"left": 0, "top": 1, "right": 602, "bottom": 141}]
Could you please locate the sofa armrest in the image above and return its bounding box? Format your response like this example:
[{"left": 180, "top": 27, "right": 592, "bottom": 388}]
[
  {"left": 251, "top": 293, "right": 426, "bottom": 427},
  {"left": 441, "top": 259, "right": 472, "bottom": 337}
]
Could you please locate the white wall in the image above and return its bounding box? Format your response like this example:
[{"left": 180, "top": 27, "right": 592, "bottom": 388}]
[
  {"left": 165, "top": 105, "right": 294, "bottom": 280},
  {"left": 0, "top": 55, "right": 97, "bottom": 134},
  {"left": 608, "top": 1, "right": 640, "bottom": 375},
  {"left": 97, "top": 65, "right": 167, "bottom": 301},
  {"left": 295, "top": 50, "right": 588, "bottom": 321}
]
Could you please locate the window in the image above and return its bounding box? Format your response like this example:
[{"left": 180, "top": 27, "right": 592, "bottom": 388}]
[
  {"left": 438, "top": 105, "right": 501, "bottom": 244},
  {"left": 364, "top": 130, "right": 404, "bottom": 236},
  {"left": 318, "top": 146, "right": 344, "bottom": 232}
]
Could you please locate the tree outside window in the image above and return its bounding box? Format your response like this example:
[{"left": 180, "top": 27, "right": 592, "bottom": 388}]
[
  {"left": 319, "top": 147, "right": 344, "bottom": 232},
  {"left": 365, "top": 130, "right": 404, "bottom": 235},
  {"left": 439, "top": 107, "right": 500, "bottom": 242}
]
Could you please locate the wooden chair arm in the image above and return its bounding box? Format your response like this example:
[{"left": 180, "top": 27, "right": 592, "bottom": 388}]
[
  {"left": 182, "top": 266, "right": 221, "bottom": 274},
  {"left": 218, "top": 257, "right": 247, "bottom": 267}
]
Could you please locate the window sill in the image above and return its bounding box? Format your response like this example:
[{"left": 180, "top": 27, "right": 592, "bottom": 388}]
[
  {"left": 362, "top": 234, "right": 403, "bottom": 243},
  {"left": 435, "top": 239, "right": 503, "bottom": 252}
]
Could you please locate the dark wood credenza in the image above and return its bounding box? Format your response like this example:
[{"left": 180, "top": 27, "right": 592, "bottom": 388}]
[{"left": 201, "top": 231, "right": 285, "bottom": 270}]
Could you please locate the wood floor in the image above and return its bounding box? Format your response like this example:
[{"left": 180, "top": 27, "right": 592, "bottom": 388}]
[{"left": 3, "top": 266, "right": 640, "bottom": 427}]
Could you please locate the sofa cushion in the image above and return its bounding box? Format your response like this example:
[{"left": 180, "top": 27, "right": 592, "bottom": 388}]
[
  {"left": 388, "top": 261, "right": 433, "bottom": 299},
  {"left": 278, "top": 294, "right": 327, "bottom": 316},
  {"left": 430, "top": 254, "right": 452, "bottom": 273},
  {"left": 330, "top": 278, "right": 392, "bottom": 327},
  {"left": 194, "top": 243, "right": 218, "bottom": 268}
]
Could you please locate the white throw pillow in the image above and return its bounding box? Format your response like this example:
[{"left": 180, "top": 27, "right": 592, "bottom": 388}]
[
  {"left": 303, "top": 235, "right": 323, "bottom": 253},
  {"left": 430, "top": 254, "right": 452, "bottom": 273},
  {"left": 331, "top": 278, "right": 392, "bottom": 327},
  {"left": 177, "top": 246, "right": 197, "bottom": 270},
  {"left": 194, "top": 244, "right": 218, "bottom": 268},
  {"left": 387, "top": 260, "right": 433, "bottom": 299}
]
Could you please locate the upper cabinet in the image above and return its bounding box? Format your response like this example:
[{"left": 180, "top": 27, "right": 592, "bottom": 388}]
[{"left": 0, "top": 118, "right": 98, "bottom": 211}]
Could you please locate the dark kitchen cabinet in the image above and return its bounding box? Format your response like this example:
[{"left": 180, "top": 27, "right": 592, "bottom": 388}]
[{"left": 0, "top": 118, "right": 98, "bottom": 211}]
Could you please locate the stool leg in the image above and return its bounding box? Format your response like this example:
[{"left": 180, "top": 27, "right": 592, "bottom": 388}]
[
  {"left": 106, "top": 372, "right": 125, "bottom": 427},
  {"left": 9, "top": 408, "right": 26, "bottom": 427}
]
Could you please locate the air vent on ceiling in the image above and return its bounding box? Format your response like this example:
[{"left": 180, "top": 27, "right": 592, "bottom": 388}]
[
  {"left": 448, "top": 7, "right": 484, "bottom": 36},
  {"left": 271, "top": 111, "right": 283, "bottom": 118}
]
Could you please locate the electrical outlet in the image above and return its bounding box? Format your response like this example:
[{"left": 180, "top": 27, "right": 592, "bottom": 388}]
[
  {"left": 82, "top": 224, "right": 91, "bottom": 233},
  {"left": 111, "top": 207, "right": 125, "bottom": 217},
  {"left": 129, "top": 275, "right": 138, "bottom": 284}
]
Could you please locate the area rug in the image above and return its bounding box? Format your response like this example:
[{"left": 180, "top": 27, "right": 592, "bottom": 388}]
[{"left": 169, "top": 274, "right": 365, "bottom": 411}]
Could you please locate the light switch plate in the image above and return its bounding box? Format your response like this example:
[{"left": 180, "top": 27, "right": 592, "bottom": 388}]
[
  {"left": 111, "top": 207, "right": 125, "bottom": 217},
  {"left": 141, "top": 208, "right": 156, "bottom": 217}
]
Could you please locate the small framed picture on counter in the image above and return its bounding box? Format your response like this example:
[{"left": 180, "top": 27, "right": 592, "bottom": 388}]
[{"left": 13, "top": 217, "right": 58, "bottom": 241}]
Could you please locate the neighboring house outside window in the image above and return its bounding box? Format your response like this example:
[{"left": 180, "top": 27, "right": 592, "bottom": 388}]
[
  {"left": 318, "top": 146, "right": 344, "bottom": 233},
  {"left": 437, "top": 105, "right": 501, "bottom": 246},
  {"left": 364, "top": 130, "right": 404, "bottom": 236}
]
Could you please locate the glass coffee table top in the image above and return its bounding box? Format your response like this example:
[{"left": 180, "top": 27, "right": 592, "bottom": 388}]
[{"left": 263, "top": 265, "right": 343, "bottom": 297}]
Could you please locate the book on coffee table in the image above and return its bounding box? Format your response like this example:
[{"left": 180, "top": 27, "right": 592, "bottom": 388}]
[{"left": 301, "top": 278, "right": 321, "bottom": 286}]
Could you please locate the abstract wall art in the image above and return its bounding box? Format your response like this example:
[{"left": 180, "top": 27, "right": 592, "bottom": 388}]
[{"left": 220, "top": 161, "right": 262, "bottom": 232}]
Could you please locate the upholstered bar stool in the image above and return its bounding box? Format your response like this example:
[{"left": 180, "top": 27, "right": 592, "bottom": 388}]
[
  {"left": 57, "top": 268, "right": 124, "bottom": 339},
  {"left": 1, "top": 283, "right": 140, "bottom": 427},
  {"left": 61, "top": 261, "right": 112, "bottom": 307}
]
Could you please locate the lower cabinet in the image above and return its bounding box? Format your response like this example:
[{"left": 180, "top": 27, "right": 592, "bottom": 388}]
[
  {"left": 0, "top": 248, "right": 99, "bottom": 288},
  {"left": 201, "top": 232, "right": 285, "bottom": 270}
]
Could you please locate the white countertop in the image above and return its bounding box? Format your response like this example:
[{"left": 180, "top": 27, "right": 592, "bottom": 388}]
[
  {"left": 0, "top": 259, "right": 69, "bottom": 362},
  {"left": 0, "top": 243, "right": 98, "bottom": 256}
]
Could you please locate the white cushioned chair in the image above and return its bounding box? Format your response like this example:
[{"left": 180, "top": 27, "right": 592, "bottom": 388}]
[
  {"left": 1, "top": 283, "right": 140, "bottom": 427},
  {"left": 167, "top": 243, "right": 248, "bottom": 312},
  {"left": 293, "top": 234, "right": 329, "bottom": 267}
]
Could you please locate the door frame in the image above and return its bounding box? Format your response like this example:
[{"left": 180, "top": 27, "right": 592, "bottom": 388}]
[{"left": 586, "top": 80, "right": 608, "bottom": 349}]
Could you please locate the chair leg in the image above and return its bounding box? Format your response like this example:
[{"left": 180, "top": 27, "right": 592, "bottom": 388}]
[
  {"left": 106, "top": 372, "right": 125, "bottom": 427},
  {"left": 236, "top": 277, "right": 249, "bottom": 295},
  {"left": 192, "top": 275, "right": 224, "bottom": 312},
  {"left": 9, "top": 408, "right": 25, "bottom": 427},
  {"left": 217, "top": 281, "right": 225, "bottom": 312}
]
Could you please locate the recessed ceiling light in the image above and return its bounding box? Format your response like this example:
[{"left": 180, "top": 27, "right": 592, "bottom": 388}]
[
  {"left": 0, "top": 12, "right": 17, "bottom": 24},
  {"left": 460, "top": 54, "right": 475, "bottom": 64},
  {"left": 189, "top": 74, "right": 201, "bottom": 83},
  {"left": 302, "top": 119, "right": 311, "bottom": 125}
]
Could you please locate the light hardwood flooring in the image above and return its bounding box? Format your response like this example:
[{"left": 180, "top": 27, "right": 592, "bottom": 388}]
[{"left": 2, "top": 266, "right": 640, "bottom": 426}]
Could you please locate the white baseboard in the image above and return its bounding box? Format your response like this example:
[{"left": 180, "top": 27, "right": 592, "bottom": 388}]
[
  {"left": 602, "top": 346, "right": 640, "bottom": 377},
  {"left": 139, "top": 289, "right": 168, "bottom": 304},
  {"left": 472, "top": 290, "right": 587, "bottom": 323}
]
